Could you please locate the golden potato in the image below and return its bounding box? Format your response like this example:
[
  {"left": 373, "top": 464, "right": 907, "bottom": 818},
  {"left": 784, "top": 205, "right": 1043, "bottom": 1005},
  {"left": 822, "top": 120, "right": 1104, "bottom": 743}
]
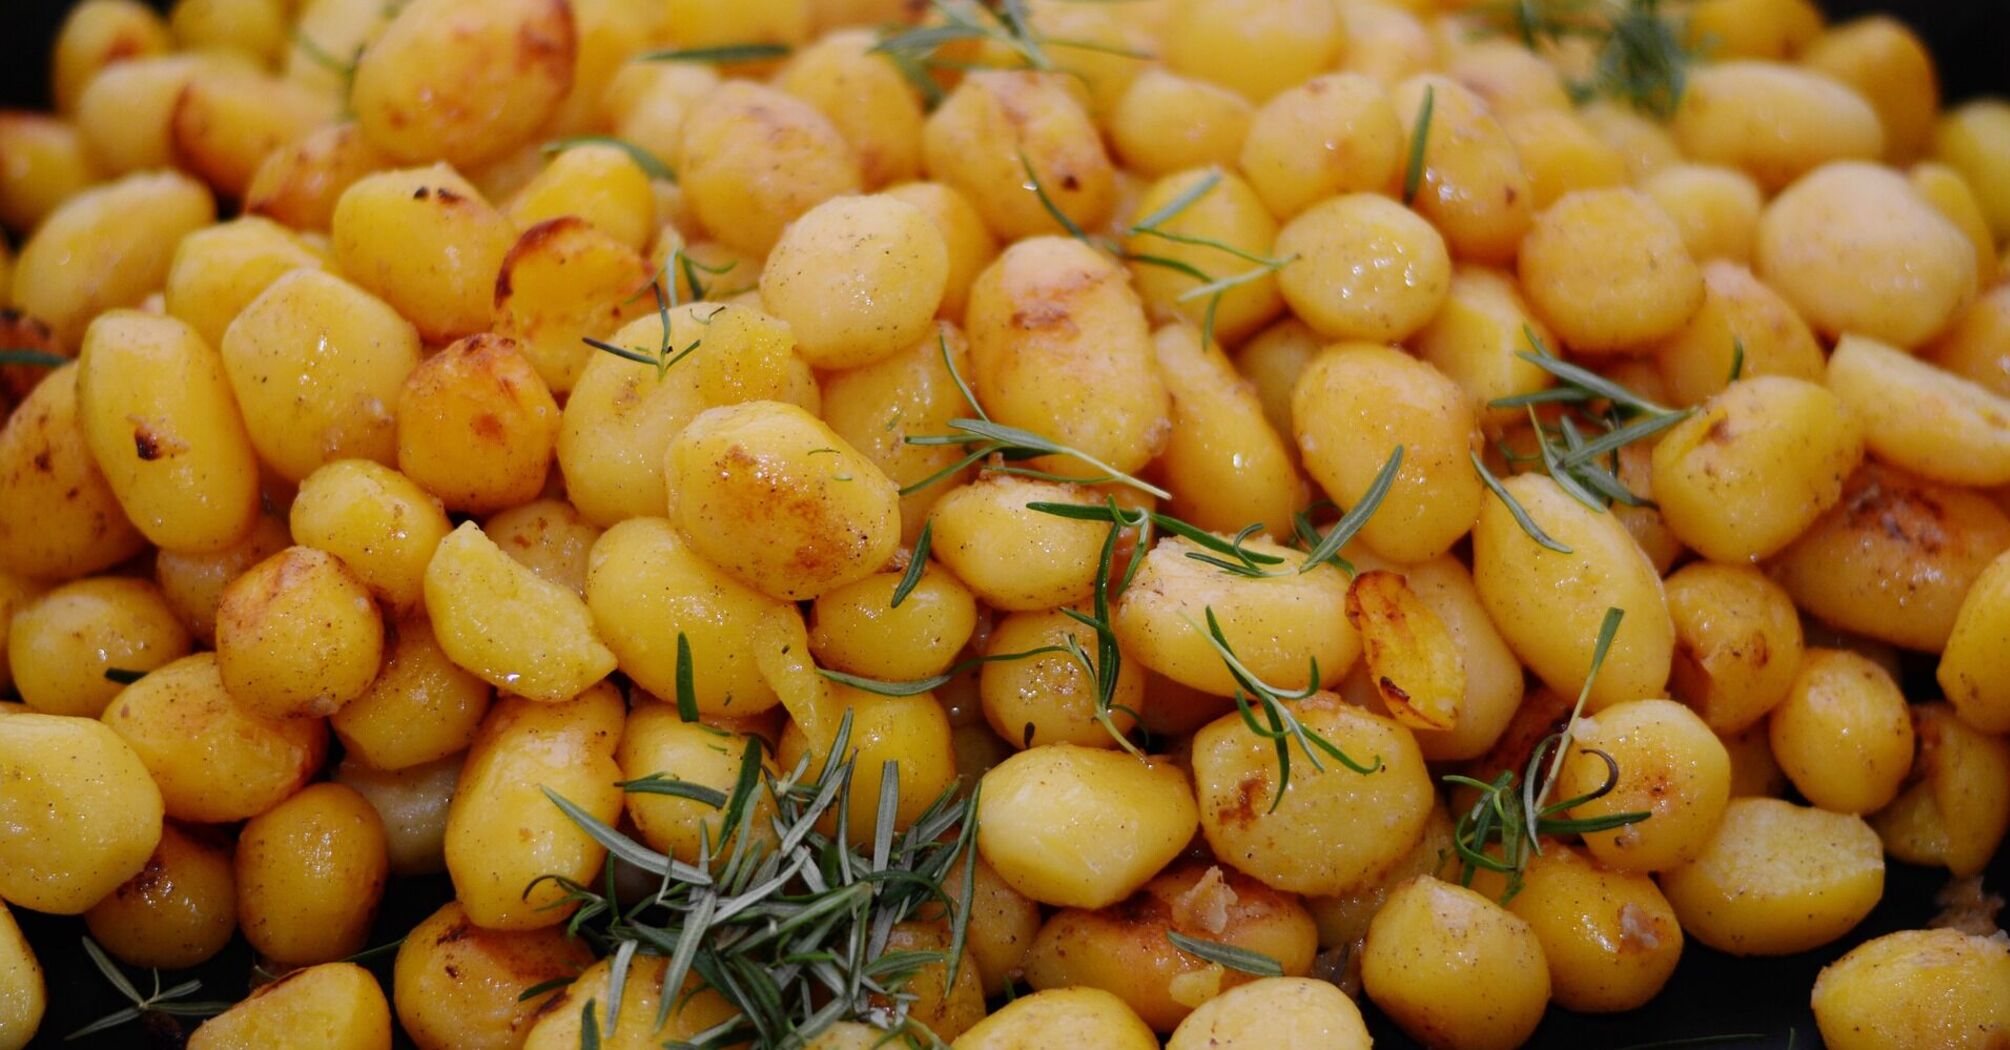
[
  {"left": 942, "top": 852, "right": 1041, "bottom": 997},
  {"left": 1940, "top": 549, "right": 2010, "bottom": 733},
  {"left": 1770, "top": 462, "right": 2010, "bottom": 652},
  {"left": 1108, "top": 69, "right": 1255, "bottom": 181},
  {"left": 444, "top": 686, "right": 623, "bottom": 929},
  {"left": 235, "top": 782, "right": 388, "bottom": 967},
  {"left": 879, "top": 182, "right": 997, "bottom": 323},
  {"left": 73, "top": 55, "right": 212, "bottom": 177},
  {"left": 1161, "top": 0, "right": 1341, "bottom": 103},
  {"left": 809, "top": 565, "right": 977, "bottom": 682},
  {"left": 1193, "top": 695, "right": 1433, "bottom": 896},
  {"left": 980, "top": 606, "right": 1141, "bottom": 750},
  {"left": 922, "top": 70, "right": 1113, "bottom": 241},
  {"left": 506, "top": 145, "right": 656, "bottom": 253},
  {"left": 169, "top": 66, "right": 334, "bottom": 199},
  {"left": 481, "top": 499, "right": 601, "bottom": 597},
  {"left": 1024, "top": 861, "right": 1318, "bottom": 1032},
  {"left": 1166, "top": 977, "right": 1371, "bottom": 1050},
  {"left": 1936, "top": 99, "right": 2010, "bottom": 240},
  {"left": 0, "top": 900, "right": 43, "bottom": 1050},
  {"left": 424, "top": 522, "right": 616, "bottom": 703},
  {"left": 1650, "top": 376, "right": 1863, "bottom": 563},
  {"left": 13, "top": 170, "right": 213, "bottom": 348},
  {"left": 331, "top": 165, "right": 517, "bottom": 345},
  {"left": 397, "top": 334, "right": 561, "bottom": 514},
  {"left": 1504, "top": 846, "right": 1682, "bottom": 1013},
  {"left": 777, "top": 686, "right": 957, "bottom": 842},
  {"left": 1768, "top": 649, "right": 1913, "bottom": 814},
  {"left": 1291, "top": 343, "right": 1480, "bottom": 562},
  {"left": 1557, "top": 698, "right": 1732, "bottom": 873},
  {"left": 618, "top": 700, "right": 776, "bottom": 864},
  {"left": 1391, "top": 75, "right": 1532, "bottom": 265},
  {"left": 101, "top": 652, "right": 326, "bottom": 823},
  {"left": 1411, "top": 266, "right": 1555, "bottom": 426},
  {"left": 0, "top": 712, "right": 162, "bottom": 914},
  {"left": 1803, "top": 15, "right": 1938, "bottom": 163},
  {"left": 1124, "top": 170, "right": 1283, "bottom": 345},
  {"left": 1871, "top": 704, "right": 2010, "bottom": 878},
  {"left": 1651, "top": 259, "right": 1825, "bottom": 408},
  {"left": 1237, "top": 73, "right": 1399, "bottom": 220},
  {"left": 1361, "top": 876, "right": 1549, "bottom": 1050},
  {"left": 952, "top": 987, "right": 1158, "bottom": 1050},
  {"left": 966, "top": 236, "right": 1170, "bottom": 481},
  {"left": 1276, "top": 194, "right": 1449, "bottom": 343},
  {"left": 681, "top": 80, "right": 863, "bottom": 256},
  {"left": 776, "top": 29, "right": 924, "bottom": 189},
  {"left": 666, "top": 399, "right": 900, "bottom": 600},
  {"left": 1663, "top": 561, "right": 1804, "bottom": 735},
  {"left": 290, "top": 460, "right": 451, "bottom": 617},
  {"left": 1829, "top": 333, "right": 2010, "bottom": 488},
  {"left": 1640, "top": 164, "right": 1764, "bottom": 264},
  {"left": 243, "top": 122, "right": 389, "bottom": 233},
  {"left": 350, "top": 0, "right": 573, "bottom": 169},
  {"left": 9, "top": 577, "right": 189, "bottom": 718},
  {"left": 520, "top": 955, "right": 739, "bottom": 1050},
  {"left": 1911, "top": 162, "right": 1999, "bottom": 288},
  {"left": 187, "top": 962, "right": 391, "bottom": 1050},
  {"left": 392, "top": 900, "right": 595, "bottom": 1050},
  {"left": 1660, "top": 797, "right": 1884, "bottom": 956},
  {"left": 1756, "top": 161, "right": 1976, "bottom": 348},
  {"left": 761, "top": 195, "right": 948, "bottom": 369},
  {"left": 1518, "top": 188, "right": 1703, "bottom": 354},
  {"left": 1673, "top": 61, "right": 1884, "bottom": 191},
  {"left": 1114, "top": 535, "right": 1357, "bottom": 698},
  {"left": 1151, "top": 323, "right": 1296, "bottom": 537},
  {"left": 491, "top": 218, "right": 654, "bottom": 395},
  {"left": 168, "top": 0, "right": 285, "bottom": 64},
  {"left": 164, "top": 217, "right": 329, "bottom": 352},
  {"left": 0, "top": 364, "right": 145, "bottom": 580},
  {"left": 0, "top": 113, "right": 101, "bottom": 234},
  {"left": 215, "top": 546, "right": 383, "bottom": 720},
  {"left": 977, "top": 745, "right": 1197, "bottom": 909},
  {"left": 1813, "top": 928, "right": 2010, "bottom": 1050},
  {"left": 331, "top": 618, "right": 490, "bottom": 771},
  {"left": 1472, "top": 473, "right": 1673, "bottom": 711}
]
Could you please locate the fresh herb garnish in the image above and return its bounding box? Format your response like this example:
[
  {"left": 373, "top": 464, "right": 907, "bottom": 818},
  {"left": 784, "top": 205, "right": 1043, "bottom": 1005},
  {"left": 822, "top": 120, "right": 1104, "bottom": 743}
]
[
  {"left": 1443, "top": 607, "right": 1649, "bottom": 902},
  {"left": 1727, "top": 337, "right": 1745, "bottom": 383},
  {"left": 637, "top": 43, "right": 793, "bottom": 64},
  {"left": 816, "top": 645, "right": 1071, "bottom": 697},
  {"left": 540, "top": 135, "right": 677, "bottom": 183},
  {"left": 582, "top": 283, "right": 701, "bottom": 380},
  {"left": 65, "top": 937, "right": 231, "bottom": 1040},
  {"left": 0, "top": 349, "right": 67, "bottom": 368},
  {"left": 1402, "top": 85, "right": 1435, "bottom": 206},
  {"left": 890, "top": 523, "right": 932, "bottom": 609},
  {"left": 1166, "top": 931, "right": 1285, "bottom": 977},
  {"left": 1477, "top": 0, "right": 1694, "bottom": 118},
  {"left": 537, "top": 710, "right": 978, "bottom": 1048},
  {"left": 1190, "top": 607, "right": 1381, "bottom": 813},
  {"left": 103, "top": 667, "right": 146, "bottom": 685},
  {"left": 1290, "top": 446, "right": 1406, "bottom": 575}
]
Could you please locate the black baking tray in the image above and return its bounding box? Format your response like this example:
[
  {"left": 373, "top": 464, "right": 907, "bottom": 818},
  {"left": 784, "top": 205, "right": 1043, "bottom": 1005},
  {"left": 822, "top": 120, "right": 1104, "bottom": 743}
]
[{"left": 5, "top": 1, "right": 2008, "bottom": 1046}]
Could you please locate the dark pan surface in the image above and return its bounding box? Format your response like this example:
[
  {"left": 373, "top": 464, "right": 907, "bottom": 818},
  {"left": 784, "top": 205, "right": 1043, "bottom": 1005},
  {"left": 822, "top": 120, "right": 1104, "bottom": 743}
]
[{"left": 4, "top": 2, "right": 2007, "bottom": 1047}]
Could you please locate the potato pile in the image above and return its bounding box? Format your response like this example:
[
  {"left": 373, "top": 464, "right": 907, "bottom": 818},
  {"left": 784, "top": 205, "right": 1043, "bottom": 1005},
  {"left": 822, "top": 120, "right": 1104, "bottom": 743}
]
[{"left": 1, "top": 0, "right": 2009, "bottom": 1047}]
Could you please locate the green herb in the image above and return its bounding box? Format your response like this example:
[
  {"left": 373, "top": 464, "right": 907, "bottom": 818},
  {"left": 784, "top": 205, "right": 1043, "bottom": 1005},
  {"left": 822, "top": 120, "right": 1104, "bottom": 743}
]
[
  {"left": 103, "top": 667, "right": 146, "bottom": 685},
  {"left": 890, "top": 522, "right": 933, "bottom": 609},
  {"left": 66, "top": 937, "right": 232, "bottom": 1040},
  {"left": 1443, "top": 608, "right": 1649, "bottom": 902},
  {"left": 517, "top": 975, "right": 578, "bottom": 1003},
  {"left": 1019, "top": 151, "right": 1091, "bottom": 241},
  {"left": 1727, "top": 337, "right": 1745, "bottom": 383},
  {"left": 1402, "top": 85, "right": 1435, "bottom": 206},
  {"left": 1470, "top": 449, "right": 1573, "bottom": 554},
  {"left": 673, "top": 632, "right": 700, "bottom": 723},
  {"left": 1189, "top": 607, "right": 1380, "bottom": 813},
  {"left": 292, "top": 29, "right": 362, "bottom": 115},
  {"left": 1119, "top": 169, "right": 1297, "bottom": 348},
  {"left": 0, "top": 349, "right": 67, "bottom": 368},
  {"left": 342, "top": 936, "right": 406, "bottom": 965},
  {"left": 1477, "top": 0, "right": 1694, "bottom": 118},
  {"left": 541, "top": 135, "right": 677, "bottom": 183},
  {"left": 538, "top": 710, "right": 979, "bottom": 1048},
  {"left": 583, "top": 283, "right": 702, "bottom": 380},
  {"left": 1165, "top": 932, "right": 1285, "bottom": 978},
  {"left": 1485, "top": 327, "right": 1689, "bottom": 518},
  {"left": 637, "top": 43, "right": 793, "bottom": 64},
  {"left": 1064, "top": 510, "right": 1140, "bottom": 755},
  {"left": 1028, "top": 500, "right": 1285, "bottom": 578},
  {"left": 1291, "top": 446, "right": 1405, "bottom": 575}
]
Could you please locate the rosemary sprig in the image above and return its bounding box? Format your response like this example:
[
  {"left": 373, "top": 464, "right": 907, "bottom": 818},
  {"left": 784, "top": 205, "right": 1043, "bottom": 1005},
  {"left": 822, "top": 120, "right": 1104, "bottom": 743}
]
[
  {"left": 1115, "top": 168, "right": 1297, "bottom": 348},
  {"left": 1290, "top": 446, "right": 1405, "bottom": 575},
  {"left": 1443, "top": 607, "right": 1648, "bottom": 902},
  {"left": 637, "top": 43, "right": 793, "bottom": 64},
  {"left": 1063, "top": 511, "right": 1140, "bottom": 756},
  {"left": 539, "top": 711, "right": 979, "bottom": 1048},
  {"left": 0, "top": 348, "right": 67, "bottom": 368},
  {"left": 1476, "top": 0, "right": 1694, "bottom": 118},
  {"left": 541, "top": 135, "right": 677, "bottom": 183},
  {"left": 1402, "top": 85, "right": 1435, "bottom": 206},
  {"left": 1026, "top": 501, "right": 1285, "bottom": 579},
  {"left": 816, "top": 645, "right": 1071, "bottom": 698},
  {"left": 66, "top": 937, "right": 231, "bottom": 1040},
  {"left": 1473, "top": 449, "right": 1572, "bottom": 554},
  {"left": 1486, "top": 327, "right": 1690, "bottom": 519},
  {"left": 1165, "top": 932, "right": 1284, "bottom": 978},
  {"left": 890, "top": 522, "right": 933, "bottom": 609},
  {"left": 1727, "top": 336, "right": 1745, "bottom": 383},
  {"left": 1189, "top": 607, "right": 1380, "bottom": 814},
  {"left": 581, "top": 284, "right": 703, "bottom": 380}
]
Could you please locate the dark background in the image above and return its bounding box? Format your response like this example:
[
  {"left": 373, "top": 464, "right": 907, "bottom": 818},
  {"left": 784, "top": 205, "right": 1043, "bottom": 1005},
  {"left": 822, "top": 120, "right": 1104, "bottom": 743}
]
[{"left": 5, "top": 0, "right": 2009, "bottom": 1047}]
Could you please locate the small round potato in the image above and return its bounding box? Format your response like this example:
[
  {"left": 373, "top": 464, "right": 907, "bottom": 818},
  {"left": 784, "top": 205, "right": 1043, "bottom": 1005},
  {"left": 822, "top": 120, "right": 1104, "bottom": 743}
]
[
  {"left": 1276, "top": 194, "right": 1450, "bottom": 344},
  {"left": 393, "top": 900, "right": 596, "bottom": 1050},
  {"left": 1652, "top": 259, "right": 1825, "bottom": 408},
  {"left": 1769, "top": 649, "right": 1914, "bottom": 814},
  {"left": 397, "top": 334, "right": 562, "bottom": 515},
  {"left": 808, "top": 565, "right": 977, "bottom": 682},
  {"left": 1663, "top": 562, "right": 1804, "bottom": 734},
  {"left": 953, "top": 987, "right": 1158, "bottom": 1050},
  {"left": 1871, "top": 703, "right": 2010, "bottom": 877},
  {"left": 1672, "top": 61, "right": 1884, "bottom": 191},
  {"left": 9, "top": 577, "right": 190, "bottom": 718},
  {"left": 1238, "top": 73, "right": 1401, "bottom": 220},
  {"left": 423, "top": 522, "right": 617, "bottom": 704},
  {"left": 186, "top": 962, "right": 391, "bottom": 1050},
  {"left": 1518, "top": 188, "right": 1704, "bottom": 354},
  {"left": 666, "top": 400, "right": 900, "bottom": 601},
  {"left": 83, "top": 823, "right": 236, "bottom": 971},
  {"left": 290, "top": 460, "right": 453, "bottom": 618},
  {"left": 216, "top": 546, "right": 385, "bottom": 720},
  {"left": 1391, "top": 76, "right": 1534, "bottom": 265},
  {"left": 921, "top": 70, "right": 1114, "bottom": 241},
  {"left": 335, "top": 753, "right": 462, "bottom": 878},
  {"left": 12, "top": 170, "right": 214, "bottom": 348},
  {"left": 760, "top": 195, "right": 949, "bottom": 370},
  {"left": 977, "top": 745, "right": 1198, "bottom": 909},
  {"left": 680, "top": 80, "right": 863, "bottom": 256},
  {"left": 101, "top": 653, "right": 326, "bottom": 823},
  {"left": 1362, "top": 876, "right": 1550, "bottom": 1050},
  {"left": 1166, "top": 977, "right": 1371, "bottom": 1050},
  {"left": 1108, "top": 69, "right": 1255, "bottom": 181},
  {"left": 0, "top": 712, "right": 163, "bottom": 914},
  {"left": 1505, "top": 846, "right": 1683, "bottom": 1014},
  {"left": 235, "top": 782, "right": 389, "bottom": 967},
  {"left": 1161, "top": 0, "right": 1342, "bottom": 103},
  {"left": 330, "top": 618, "right": 491, "bottom": 772},
  {"left": 0, "top": 899, "right": 44, "bottom": 1050},
  {"left": 1812, "top": 928, "right": 2010, "bottom": 1050},
  {"left": 520, "top": 955, "right": 739, "bottom": 1050},
  {"left": 1660, "top": 797, "right": 1884, "bottom": 956},
  {"left": 981, "top": 606, "right": 1143, "bottom": 749},
  {"left": 331, "top": 165, "right": 519, "bottom": 345},
  {"left": 0, "top": 366, "right": 148, "bottom": 581},
  {"left": 1939, "top": 549, "right": 2010, "bottom": 733},
  {"left": 1827, "top": 333, "right": 2010, "bottom": 488},
  {"left": 927, "top": 475, "right": 1109, "bottom": 612},
  {"left": 1557, "top": 698, "right": 1732, "bottom": 873},
  {"left": 618, "top": 701, "right": 777, "bottom": 865},
  {"left": 777, "top": 687, "right": 956, "bottom": 842}
]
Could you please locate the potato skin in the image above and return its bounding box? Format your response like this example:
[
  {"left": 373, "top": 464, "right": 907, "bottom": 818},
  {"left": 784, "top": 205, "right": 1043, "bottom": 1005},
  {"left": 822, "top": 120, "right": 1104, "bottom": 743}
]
[
  {"left": 1659, "top": 797, "right": 1884, "bottom": 956},
  {"left": 977, "top": 745, "right": 1198, "bottom": 909},
  {"left": 423, "top": 522, "right": 616, "bottom": 704},
  {"left": 679, "top": 81, "right": 863, "bottom": 257},
  {"left": 290, "top": 460, "right": 452, "bottom": 618},
  {"left": 392, "top": 900, "right": 595, "bottom": 1050},
  {"left": 1812, "top": 927, "right": 2010, "bottom": 1050},
  {"left": 1503, "top": 846, "right": 1682, "bottom": 1014},
  {"left": 75, "top": 310, "right": 262, "bottom": 554},
  {"left": 187, "top": 962, "right": 392, "bottom": 1050},
  {"left": 759, "top": 194, "right": 949, "bottom": 370},
  {"left": 12, "top": 170, "right": 214, "bottom": 348},
  {"left": 0, "top": 365, "right": 146, "bottom": 580},
  {"left": 215, "top": 546, "right": 385, "bottom": 720},
  {"left": 0, "top": 712, "right": 163, "bottom": 914},
  {"left": 397, "top": 334, "right": 562, "bottom": 515},
  {"left": 332, "top": 166, "right": 518, "bottom": 345},
  {"left": 951, "top": 987, "right": 1159, "bottom": 1050},
  {"left": 331, "top": 617, "right": 490, "bottom": 771},
  {"left": 1361, "top": 876, "right": 1550, "bottom": 1050},
  {"left": 1940, "top": 548, "right": 2010, "bottom": 732},
  {"left": 1558, "top": 698, "right": 1732, "bottom": 873},
  {"left": 8, "top": 577, "right": 190, "bottom": 718},
  {"left": 666, "top": 400, "right": 901, "bottom": 601},
  {"left": 922, "top": 71, "right": 1115, "bottom": 242},
  {"left": 351, "top": 0, "right": 575, "bottom": 169},
  {"left": 235, "top": 782, "right": 389, "bottom": 967},
  {"left": 1166, "top": 977, "right": 1372, "bottom": 1050},
  {"left": 927, "top": 474, "right": 1109, "bottom": 612}
]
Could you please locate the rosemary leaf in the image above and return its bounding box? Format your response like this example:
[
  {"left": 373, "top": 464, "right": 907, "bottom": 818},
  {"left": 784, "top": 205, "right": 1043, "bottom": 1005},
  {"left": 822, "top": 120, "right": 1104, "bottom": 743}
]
[
  {"left": 1402, "top": 85, "right": 1435, "bottom": 206},
  {"left": 541, "top": 135, "right": 677, "bottom": 183},
  {"left": 1166, "top": 932, "right": 1285, "bottom": 977},
  {"left": 890, "top": 522, "right": 932, "bottom": 609},
  {"left": 638, "top": 43, "right": 792, "bottom": 64}
]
